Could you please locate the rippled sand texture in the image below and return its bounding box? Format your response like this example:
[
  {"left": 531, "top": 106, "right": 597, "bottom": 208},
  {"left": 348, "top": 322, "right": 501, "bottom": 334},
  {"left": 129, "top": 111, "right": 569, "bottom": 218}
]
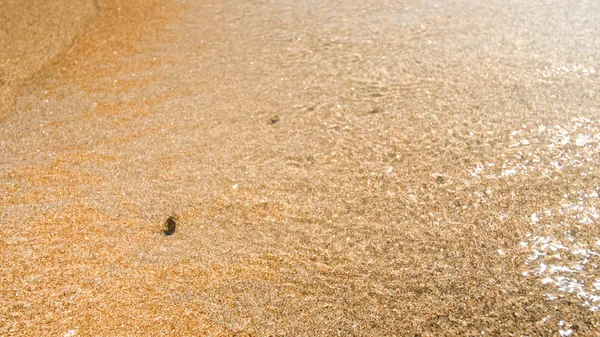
[
  {"left": 1, "top": 0, "right": 600, "bottom": 335},
  {"left": 0, "top": 0, "right": 98, "bottom": 116}
]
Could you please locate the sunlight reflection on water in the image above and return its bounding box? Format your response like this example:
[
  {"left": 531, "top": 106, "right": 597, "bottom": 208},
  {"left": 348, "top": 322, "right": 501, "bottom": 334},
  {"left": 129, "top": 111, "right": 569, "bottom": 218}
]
[
  {"left": 469, "top": 116, "right": 599, "bottom": 311},
  {"left": 536, "top": 64, "right": 597, "bottom": 79},
  {"left": 523, "top": 189, "right": 600, "bottom": 311}
]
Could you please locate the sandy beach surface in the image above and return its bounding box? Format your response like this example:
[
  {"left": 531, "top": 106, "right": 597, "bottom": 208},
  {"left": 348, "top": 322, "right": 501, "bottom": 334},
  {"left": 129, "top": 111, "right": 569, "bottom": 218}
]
[
  {"left": 1, "top": 0, "right": 600, "bottom": 335},
  {"left": 0, "top": 0, "right": 98, "bottom": 113}
]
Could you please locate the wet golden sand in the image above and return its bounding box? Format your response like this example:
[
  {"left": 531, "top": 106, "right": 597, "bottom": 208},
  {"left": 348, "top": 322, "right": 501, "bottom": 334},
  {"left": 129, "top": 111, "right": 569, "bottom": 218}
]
[
  {"left": 1, "top": 0, "right": 600, "bottom": 335},
  {"left": 0, "top": 0, "right": 98, "bottom": 116}
]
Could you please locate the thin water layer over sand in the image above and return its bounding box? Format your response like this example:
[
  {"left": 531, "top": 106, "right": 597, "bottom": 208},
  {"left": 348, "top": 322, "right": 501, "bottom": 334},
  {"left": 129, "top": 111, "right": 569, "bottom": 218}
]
[
  {"left": 1, "top": 0, "right": 600, "bottom": 335},
  {"left": 0, "top": 0, "right": 98, "bottom": 115}
]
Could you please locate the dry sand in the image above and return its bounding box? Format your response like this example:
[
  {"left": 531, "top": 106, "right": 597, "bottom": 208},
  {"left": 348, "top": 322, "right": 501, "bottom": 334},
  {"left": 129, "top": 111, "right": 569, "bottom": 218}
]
[{"left": 1, "top": 0, "right": 600, "bottom": 335}]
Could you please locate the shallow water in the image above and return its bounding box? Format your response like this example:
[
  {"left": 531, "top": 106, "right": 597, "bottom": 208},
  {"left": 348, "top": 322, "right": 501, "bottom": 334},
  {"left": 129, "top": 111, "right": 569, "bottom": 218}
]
[
  {"left": 0, "top": 0, "right": 97, "bottom": 114},
  {"left": 1, "top": 0, "right": 600, "bottom": 335}
]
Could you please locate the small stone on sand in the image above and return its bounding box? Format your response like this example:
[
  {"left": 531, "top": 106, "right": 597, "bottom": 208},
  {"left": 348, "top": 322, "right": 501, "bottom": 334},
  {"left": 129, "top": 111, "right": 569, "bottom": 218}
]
[{"left": 163, "top": 216, "right": 177, "bottom": 235}]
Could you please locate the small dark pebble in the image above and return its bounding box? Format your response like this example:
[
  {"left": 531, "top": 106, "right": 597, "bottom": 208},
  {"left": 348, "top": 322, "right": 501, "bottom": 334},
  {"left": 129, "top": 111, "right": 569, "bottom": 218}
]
[
  {"left": 163, "top": 216, "right": 176, "bottom": 235},
  {"left": 270, "top": 115, "right": 280, "bottom": 124},
  {"left": 436, "top": 176, "right": 445, "bottom": 184},
  {"left": 369, "top": 107, "right": 383, "bottom": 114}
]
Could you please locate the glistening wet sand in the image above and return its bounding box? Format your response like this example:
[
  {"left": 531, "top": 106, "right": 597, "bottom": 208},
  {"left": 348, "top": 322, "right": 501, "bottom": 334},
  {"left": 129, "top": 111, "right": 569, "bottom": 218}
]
[{"left": 1, "top": 0, "right": 600, "bottom": 335}]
